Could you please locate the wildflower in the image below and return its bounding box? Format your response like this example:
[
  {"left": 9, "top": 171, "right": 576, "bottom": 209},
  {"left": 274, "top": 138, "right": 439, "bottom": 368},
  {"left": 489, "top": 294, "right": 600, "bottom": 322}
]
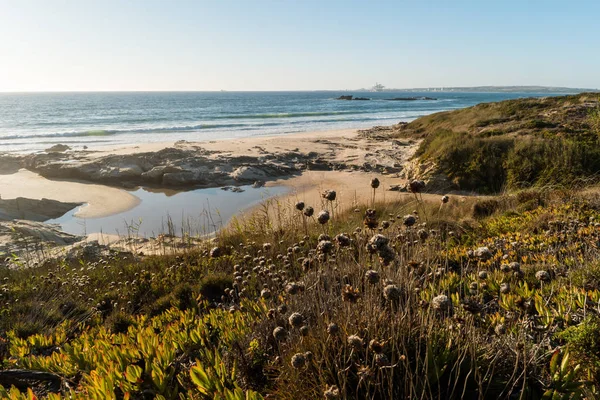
[
  {"left": 324, "top": 385, "right": 340, "bottom": 399},
  {"left": 370, "top": 177, "right": 380, "bottom": 189},
  {"left": 273, "top": 326, "right": 287, "bottom": 341},
  {"left": 383, "top": 284, "right": 402, "bottom": 302},
  {"left": 317, "top": 210, "right": 330, "bottom": 224},
  {"left": 431, "top": 294, "right": 453, "bottom": 314},
  {"left": 347, "top": 334, "right": 364, "bottom": 350},
  {"left": 291, "top": 353, "right": 306, "bottom": 369},
  {"left": 365, "top": 270, "right": 380, "bottom": 284},
  {"left": 322, "top": 189, "right": 337, "bottom": 201},
  {"left": 403, "top": 214, "right": 416, "bottom": 227},
  {"left": 303, "top": 206, "right": 314, "bottom": 217},
  {"left": 535, "top": 270, "right": 551, "bottom": 282},
  {"left": 288, "top": 312, "right": 304, "bottom": 328},
  {"left": 327, "top": 323, "right": 340, "bottom": 335},
  {"left": 295, "top": 201, "right": 305, "bottom": 211},
  {"left": 442, "top": 195, "right": 449, "bottom": 204},
  {"left": 409, "top": 179, "right": 425, "bottom": 193}
]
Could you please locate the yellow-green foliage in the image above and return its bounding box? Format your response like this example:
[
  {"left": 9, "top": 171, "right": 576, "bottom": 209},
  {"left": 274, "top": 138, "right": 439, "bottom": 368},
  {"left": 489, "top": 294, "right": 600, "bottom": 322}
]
[
  {"left": 2, "top": 190, "right": 600, "bottom": 398},
  {"left": 4, "top": 303, "right": 265, "bottom": 399}
]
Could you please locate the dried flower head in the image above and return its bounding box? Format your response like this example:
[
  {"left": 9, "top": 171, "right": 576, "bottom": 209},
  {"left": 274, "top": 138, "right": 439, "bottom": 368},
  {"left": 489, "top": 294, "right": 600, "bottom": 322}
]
[
  {"left": 317, "top": 240, "right": 334, "bottom": 254},
  {"left": 327, "top": 322, "right": 340, "bottom": 335},
  {"left": 324, "top": 385, "right": 340, "bottom": 399},
  {"left": 365, "top": 269, "right": 380, "bottom": 284},
  {"left": 342, "top": 284, "right": 361, "bottom": 303},
  {"left": 335, "top": 233, "right": 351, "bottom": 247},
  {"left": 295, "top": 201, "right": 305, "bottom": 211},
  {"left": 369, "top": 339, "right": 384, "bottom": 353},
  {"left": 409, "top": 179, "right": 425, "bottom": 193},
  {"left": 288, "top": 312, "right": 304, "bottom": 328},
  {"left": 273, "top": 326, "right": 287, "bottom": 341},
  {"left": 535, "top": 270, "right": 551, "bottom": 282},
  {"left": 474, "top": 246, "right": 493, "bottom": 261},
  {"left": 322, "top": 189, "right": 337, "bottom": 201},
  {"left": 383, "top": 284, "right": 402, "bottom": 302},
  {"left": 210, "top": 246, "right": 222, "bottom": 258},
  {"left": 317, "top": 210, "right": 331, "bottom": 224},
  {"left": 347, "top": 334, "right": 364, "bottom": 350},
  {"left": 299, "top": 325, "right": 309, "bottom": 336},
  {"left": 291, "top": 353, "right": 306, "bottom": 369},
  {"left": 403, "top": 215, "right": 417, "bottom": 227},
  {"left": 431, "top": 294, "right": 453, "bottom": 314},
  {"left": 364, "top": 208, "right": 379, "bottom": 229},
  {"left": 303, "top": 206, "right": 314, "bottom": 217},
  {"left": 370, "top": 177, "right": 380, "bottom": 189},
  {"left": 442, "top": 195, "right": 449, "bottom": 204}
]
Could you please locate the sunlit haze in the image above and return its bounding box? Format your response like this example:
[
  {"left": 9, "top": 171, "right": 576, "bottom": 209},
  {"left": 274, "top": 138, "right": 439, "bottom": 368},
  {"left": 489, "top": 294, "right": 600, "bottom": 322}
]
[{"left": 1, "top": 0, "right": 599, "bottom": 92}]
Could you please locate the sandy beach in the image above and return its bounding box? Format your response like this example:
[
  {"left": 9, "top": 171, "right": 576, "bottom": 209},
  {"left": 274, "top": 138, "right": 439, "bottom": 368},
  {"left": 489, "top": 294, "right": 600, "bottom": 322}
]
[{"left": 0, "top": 169, "right": 140, "bottom": 218}]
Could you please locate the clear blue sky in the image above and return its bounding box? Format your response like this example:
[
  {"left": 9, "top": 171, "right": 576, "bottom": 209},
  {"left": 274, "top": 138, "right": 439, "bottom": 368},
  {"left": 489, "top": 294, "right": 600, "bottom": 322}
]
[{"left": 0, "top": 0, "right": 598, "bottom": 91}]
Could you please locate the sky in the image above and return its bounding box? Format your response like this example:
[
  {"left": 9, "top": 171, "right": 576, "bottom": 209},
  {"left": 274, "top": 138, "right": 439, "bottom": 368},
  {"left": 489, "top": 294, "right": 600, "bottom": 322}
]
[{"left": 0, "top": 0, "right": 599, "bottom": 92}]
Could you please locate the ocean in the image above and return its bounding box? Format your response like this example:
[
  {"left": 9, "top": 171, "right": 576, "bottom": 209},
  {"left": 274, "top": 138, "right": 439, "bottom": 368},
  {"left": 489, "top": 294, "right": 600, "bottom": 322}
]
[{"left": 0, "top": 91, "right": 569, "bottom": 153}]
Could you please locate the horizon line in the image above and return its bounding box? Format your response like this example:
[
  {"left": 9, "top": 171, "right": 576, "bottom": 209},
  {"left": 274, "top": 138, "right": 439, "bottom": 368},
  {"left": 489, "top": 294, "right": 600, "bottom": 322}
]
[{"left": 1, "top": 85, "right": 599, "bottom": 94}]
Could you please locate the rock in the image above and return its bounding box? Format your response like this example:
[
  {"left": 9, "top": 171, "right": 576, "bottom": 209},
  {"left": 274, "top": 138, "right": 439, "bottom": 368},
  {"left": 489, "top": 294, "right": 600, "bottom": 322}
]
[
  {"left": 162, "top": 171, "right": 202, "bottom": 186},
  {"left": 45, "top": 144, "right": 71, "bottom": 153},
  {"left": 141, "top": 165, "right": 182, "bottom": 182},
  {"left": 231, "top": 166, "right": 268, "bottom": 182},
  {"left": 252, "top": 180, "right": 265, "bottom": 188},
  {"left": 230, "top": 187, "right": 245, "bottom": 193},
  {"left": 388, "top": 184, "right": 408, "bottom": 192},
  {"left": 336, "top": 95, "right": 353, "bottom": 100}
]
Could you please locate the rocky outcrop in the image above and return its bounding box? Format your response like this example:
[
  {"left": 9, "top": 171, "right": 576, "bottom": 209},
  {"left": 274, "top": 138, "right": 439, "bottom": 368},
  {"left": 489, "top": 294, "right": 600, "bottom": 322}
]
[
  {"left": 397, "top": 159, "right": 454, "bottom": 192},
  {"left": 45, "top": 144, "right": 71, "bottom": 153}
]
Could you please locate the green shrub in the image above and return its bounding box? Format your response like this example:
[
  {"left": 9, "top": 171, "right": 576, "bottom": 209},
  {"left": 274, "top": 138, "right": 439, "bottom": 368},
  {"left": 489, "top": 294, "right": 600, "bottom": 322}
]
[
  {"left": 557, "top": 316, "right": 600, "bottom": 380},
  {"left": 199, "top": 273, "right": 232, "bottom": 303},
  {"left": 106, "top": 312, "right": 135, "bottom": 334}
]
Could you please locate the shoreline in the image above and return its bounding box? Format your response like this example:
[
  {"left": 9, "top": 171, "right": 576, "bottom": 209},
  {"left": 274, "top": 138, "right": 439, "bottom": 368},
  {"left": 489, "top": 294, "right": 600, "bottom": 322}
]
[{"left": 0, "top": 123, "right": 418, "bottom": 238}]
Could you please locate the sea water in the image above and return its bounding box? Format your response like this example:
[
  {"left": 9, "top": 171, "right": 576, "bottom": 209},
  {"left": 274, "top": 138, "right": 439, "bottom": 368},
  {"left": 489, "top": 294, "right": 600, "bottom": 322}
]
[{"left": 0, "top": 91, "right": 569, "bottom": 153}]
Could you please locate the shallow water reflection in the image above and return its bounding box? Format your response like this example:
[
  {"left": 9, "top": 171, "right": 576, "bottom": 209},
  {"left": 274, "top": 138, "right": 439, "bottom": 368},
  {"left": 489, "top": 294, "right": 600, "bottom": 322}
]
[{"left": 46, "top": 185, "right": 288, "bottom": 237}]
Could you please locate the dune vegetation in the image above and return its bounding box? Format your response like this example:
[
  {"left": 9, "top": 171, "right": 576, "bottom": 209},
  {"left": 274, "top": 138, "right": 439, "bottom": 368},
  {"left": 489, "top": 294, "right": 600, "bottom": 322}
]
[
  {"left": 396, "top": 93, "right": 600, "bottom": 193},
  {"left": 1, "top": 182, "right": 600, "bottom": 399}
]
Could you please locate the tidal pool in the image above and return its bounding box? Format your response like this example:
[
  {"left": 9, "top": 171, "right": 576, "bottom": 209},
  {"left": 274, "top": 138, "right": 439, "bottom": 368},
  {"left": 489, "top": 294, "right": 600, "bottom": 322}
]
[{"left": 46, "top": 185, "right": 288, "bottom": 237}]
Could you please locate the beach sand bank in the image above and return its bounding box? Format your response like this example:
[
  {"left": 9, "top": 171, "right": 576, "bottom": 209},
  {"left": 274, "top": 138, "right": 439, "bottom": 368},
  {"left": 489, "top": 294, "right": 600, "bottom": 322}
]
[{"left": 0, "top": 169, "right": 140, "bottom": 218}]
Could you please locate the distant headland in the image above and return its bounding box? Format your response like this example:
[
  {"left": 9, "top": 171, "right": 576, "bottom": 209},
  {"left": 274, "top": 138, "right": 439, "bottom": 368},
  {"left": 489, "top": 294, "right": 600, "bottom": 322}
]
[{"left": 352, "top": 85, "right": 600, "bottom": 93}]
